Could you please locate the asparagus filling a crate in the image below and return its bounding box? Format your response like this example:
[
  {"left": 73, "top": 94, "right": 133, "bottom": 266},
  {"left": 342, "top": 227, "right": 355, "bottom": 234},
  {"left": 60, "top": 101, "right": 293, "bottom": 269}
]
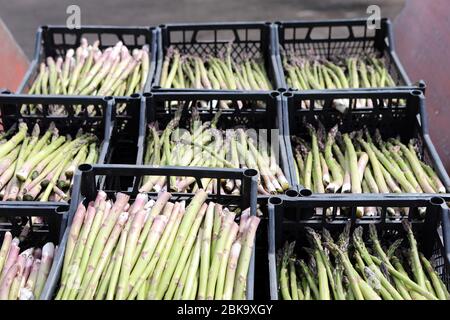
[
  {"left": 160, "top": 45, "right": 272, "bottom": 90},
  {"left": 0, "top": 231, "right": 55, "bottom": 300},
  {"left": 142, "top": 108, "right": 289, "bottom": 195},
  {"left": 283, "top": 53, "right": 396, "bottom": 91},
  {"left": 56, "top": 189, "right": 259, "bottom": 300},
  {"left": 292, "top": 123, "right": 445, "bottom": 197},
  {"left": 27, "top": 38, "right": 150, "bottom": 114},
  {"left": 0, "top": 122, "right": 100, "bottom": 202},
  {"left": 278, "top": 223, "right": 449, "bottom": 300}
]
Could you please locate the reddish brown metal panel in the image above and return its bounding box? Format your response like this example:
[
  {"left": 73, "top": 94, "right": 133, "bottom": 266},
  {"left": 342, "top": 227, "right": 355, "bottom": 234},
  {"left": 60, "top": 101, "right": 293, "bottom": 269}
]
[
  {"left": 394, "top": 0, "right": 450, "bottom": 172},
  {"left": 0, "top": 18, "right": 29, "bottom": 91}
]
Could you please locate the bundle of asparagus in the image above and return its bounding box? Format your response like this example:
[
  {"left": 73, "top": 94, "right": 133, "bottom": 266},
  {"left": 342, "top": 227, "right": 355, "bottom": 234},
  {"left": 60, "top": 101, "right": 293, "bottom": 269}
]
[
  {"left": 278, "top": 223, "right": 450, "bottom": 300},
  {"left": 292, "top": 123, "right": 445, "bottom": 199},
  {"left": 26, "top": 38, "right": 150, "bottom": 114},
  {"left": 283, "top": 52, "right": 396, "bottom": 90},
  {"left": 141, "top": 109, "right": 289, "bottom": 195},
  {"left": 283, "top": 52, "right": 403, "bottom": 111},
  {"left": 0, "top": 231, "right": 55, "bottom": 300},
  {"left": 0, "top": 121, "right": 100, "bottom": 202},
  {"left": 56, "top": 189, "right": 259, "bottom": 300},
  {"left": 160, "top": 46, "right": 272, "bottom": 90}
]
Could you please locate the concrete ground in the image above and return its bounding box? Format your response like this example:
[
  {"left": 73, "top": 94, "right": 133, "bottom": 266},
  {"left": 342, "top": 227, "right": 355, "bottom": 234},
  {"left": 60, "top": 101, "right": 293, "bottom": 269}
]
[{"left": 0, "top": 0, "right": 405, "bottom": 59}]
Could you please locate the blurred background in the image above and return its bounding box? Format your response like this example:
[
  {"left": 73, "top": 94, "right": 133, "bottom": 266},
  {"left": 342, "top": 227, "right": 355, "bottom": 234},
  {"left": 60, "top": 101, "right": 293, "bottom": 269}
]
[{"left": 0, "top": 0, "right": 405, "bottom": 58}]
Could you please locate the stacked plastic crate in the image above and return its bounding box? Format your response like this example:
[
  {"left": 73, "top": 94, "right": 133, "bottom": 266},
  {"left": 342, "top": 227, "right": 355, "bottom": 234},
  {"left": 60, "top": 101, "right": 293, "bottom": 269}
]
[{"left": 0, "top": 18, "right": 447, "bottom": 301}]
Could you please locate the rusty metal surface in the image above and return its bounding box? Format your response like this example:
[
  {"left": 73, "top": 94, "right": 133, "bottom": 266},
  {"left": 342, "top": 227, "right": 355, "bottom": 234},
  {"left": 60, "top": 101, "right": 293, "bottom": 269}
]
[
  {"left": 0, "top": 18, "right": 29, "bottom": 91},
  {"left": 394, "top": 0, "right": 450, "bottom": 172}
]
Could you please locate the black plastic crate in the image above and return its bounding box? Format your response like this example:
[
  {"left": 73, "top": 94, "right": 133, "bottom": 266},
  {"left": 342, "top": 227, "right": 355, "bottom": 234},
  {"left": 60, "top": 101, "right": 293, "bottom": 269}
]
[
  {"left": 282, "top": 89, "right": 450, "bottom": 194},
  {"left": 41, "top": 164, "right": 259, "bottom": 300},
  {"left": 0, "top": 93, "right": 113, "bottom": 206},
  {"left": 0, "top": 202, "right": 67, "bottom": 299},
  {"left": 97, "top": 94, "right": 147, "bottom": 191},
  {"left": 17, "top": 25, "right": 158, "bottom": 97},
  {"left": 273, "top": 18, "right": 413, "bottom": 91},
  {"left": 267, "top": 194, "right": 450, "bottom": 299},
  {"left": 153, "top": 22, "right": 279, "bottom": 92},
  {"left": 253, "top": 202, "right": 272, "bottom": 300},
  {"left": 0, "top": 202, "right": 67, "bottom": 246},
  {"left": 141, "top": 91, "right": 293, "bottom": 197},
  {"left": 108, "top": 94, "right": 143, "bottom": 163}
]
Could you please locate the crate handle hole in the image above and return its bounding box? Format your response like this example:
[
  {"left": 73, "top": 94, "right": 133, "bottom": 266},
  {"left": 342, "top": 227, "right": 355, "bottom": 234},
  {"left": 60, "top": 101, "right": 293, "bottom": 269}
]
[
  {"left": 277, "top": 88, "right": 287, "bottom": 93},
  {"left": 418, "top": 81, "right": 426, "bottom": 88},
  {"left": 143, "top": 92, "right": 152, "bottom": 98},
  {"left": 285, "top": 189, "right": 298, "bottom": 197},
  {"left": 130, "top": 93, "right": 141, "bottom": 99},
  {"left": 244, "top": 168, "right": 258, "bottom": 178},
  {"left": 78, "top": 164, "right": 93, "bottom": 172},
  {"left": 430, "top": 197, "right": 444, "bottom": 206},
  {"left": 270, "top": 91, "right": 280, "bottom": 98},
  {"left": 411, "top": 90, "right": 422, "bottom": 97},
  {"left": 269, "top": 196, "right": 283, "bottom": 205},
  {"left": 283, "top": 92, "right": 293, "bottom": 98},
  {"left": 299, "top": 188, "right": 312, "bottom": 197},
  {"left": 55, "top": 206, "right": 68, "bottom": 214}
]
